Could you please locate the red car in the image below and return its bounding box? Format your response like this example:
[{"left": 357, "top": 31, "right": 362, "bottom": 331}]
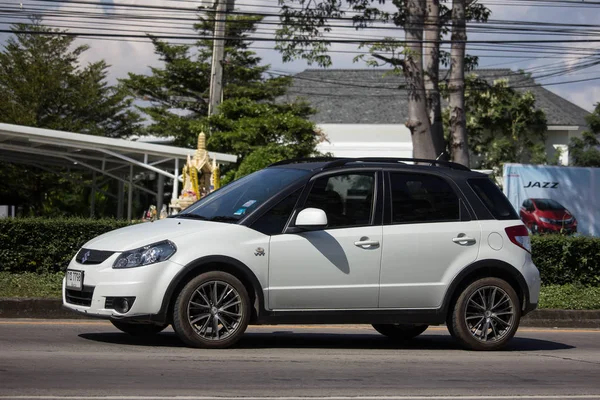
[{"left": 520, "top": 198, "right": 577, "bottom": 234}]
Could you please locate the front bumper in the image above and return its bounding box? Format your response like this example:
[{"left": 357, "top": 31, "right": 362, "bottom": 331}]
[
  {"left": 538, "top": 223, "right": 577, "bottom": 234},
  {"left": 62, "top": 254, "right": 183, "bottom": 322}
]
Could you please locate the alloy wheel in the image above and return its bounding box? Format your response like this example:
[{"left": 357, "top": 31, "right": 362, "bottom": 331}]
[
  {"left": 464, "top": 285, "right": 515, "bottom": 343},
  {"left": 186, "top": 280, "right": 244, "bottom": 341}
]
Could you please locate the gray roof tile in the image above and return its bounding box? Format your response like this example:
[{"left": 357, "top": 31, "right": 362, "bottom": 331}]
[{"left": 280, "top": 68, "right": 589, "bottom": 127}]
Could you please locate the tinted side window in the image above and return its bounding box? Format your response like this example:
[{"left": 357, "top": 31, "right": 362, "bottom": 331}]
[
  {"left": 304, "top": 173, "right": 375, "bottom": 229},
  {"left": 251, "top": 189, "right": 302, "bottom": 235},
  {"left": 468, "top": 178, "right": 518, "bottom": 220},
  {"left": 390, "top": 173, "right": 459, "bottom": 223}
]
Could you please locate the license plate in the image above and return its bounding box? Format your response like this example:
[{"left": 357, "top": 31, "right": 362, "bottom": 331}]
[{"left": 66, "top": 270, "right": 83, "bottom": 291}]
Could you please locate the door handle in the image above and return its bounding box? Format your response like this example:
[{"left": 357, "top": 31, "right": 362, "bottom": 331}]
[
  {"left": 354, "top": 239, "right": 380, "bottom": 248},
  {"left": 452, "top": 235, "right": 476, "bottom": 245}
]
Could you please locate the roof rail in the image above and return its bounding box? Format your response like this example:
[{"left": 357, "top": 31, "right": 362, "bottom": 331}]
[
  {"left": 268, "top": 157, "right": 341, "bottom": 167},
  {"left": 323, "top": 157, "right": 471, "bottom": 171},
  {"left": 268, "top": 157, "right": 470, "bottom": 171}
]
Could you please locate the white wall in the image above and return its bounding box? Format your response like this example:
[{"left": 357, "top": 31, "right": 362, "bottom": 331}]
[
  {"left": 318, "top": 123, "right": 582, "bottom": 166},
  {"left": 317, "top": 124, "right": 413, "bottom": 158}
]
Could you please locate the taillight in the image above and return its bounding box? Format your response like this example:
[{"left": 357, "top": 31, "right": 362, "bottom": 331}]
[{"left": 505, "top": 225, "right": 531, "bottom": 253}]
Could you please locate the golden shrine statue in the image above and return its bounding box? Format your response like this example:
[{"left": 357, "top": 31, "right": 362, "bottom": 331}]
[{"left": 169, "top": 131, "right": 220, "bottom": 213}]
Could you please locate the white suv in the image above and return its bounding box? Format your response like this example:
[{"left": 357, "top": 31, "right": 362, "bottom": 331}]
[{"left": 63, "top": 158, "right": 540, "bottom": 351}]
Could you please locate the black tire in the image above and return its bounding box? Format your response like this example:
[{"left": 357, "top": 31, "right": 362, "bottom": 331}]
[
  {"left": 448, "top": 277, "right": 521, "bottom": 351},
  {"left": 172, "top": 271, "right": 250, "bottom": 349},
  {"left": 372, "top": 323, "right": 429, "bottom": 340},
  {"left": 110, "top": 320, "right": 168, "bottom": 336}
]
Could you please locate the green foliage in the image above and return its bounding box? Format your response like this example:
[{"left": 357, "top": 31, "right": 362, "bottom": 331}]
[
  {"left": 208, "top": 99, "right": 321, "bottom": 181},
  {"left": 444, "top": 75, "right": 548, "bottom": 175},
  {"left": 539, "top": 284, "right": 600, "bottom": 310},
  {"left": 0, "top": 218, "right": 131, "bottom": 274},
  {"left": 569, "top": 103, "right": 600, "bottom": 167},
  {"left": 532, "top": 234, "right": 600, "bottom": 286},
  {"left": 122, "top": 14, "right": 319, "bottom": 178},
  {"left": 0, "top": 272, "right": 63, "bottom": 298}
]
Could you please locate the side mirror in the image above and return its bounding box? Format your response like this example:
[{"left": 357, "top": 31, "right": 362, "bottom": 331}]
[{"left": 294, "top": 208, "right": 328, "bottom": 231}]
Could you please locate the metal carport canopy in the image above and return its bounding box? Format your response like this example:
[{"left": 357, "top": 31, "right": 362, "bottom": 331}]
[{"left": 0, "top": 123, "right": 237, "bottom": 220}]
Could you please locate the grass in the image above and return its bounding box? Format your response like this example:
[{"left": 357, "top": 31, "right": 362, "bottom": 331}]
[
  {"left": 1, "top": 273, "right": 600, "bottom": 310},
  {"left": 538, "top": 284, "right": 600, "bottom": 310},
  {"left": 0, "top": 272, "right": 63, "bottom": 298}
]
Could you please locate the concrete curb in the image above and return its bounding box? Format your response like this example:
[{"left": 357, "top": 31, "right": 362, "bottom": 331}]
[{"left": 1, "top": 298, "right": 599, "bottom": 328}]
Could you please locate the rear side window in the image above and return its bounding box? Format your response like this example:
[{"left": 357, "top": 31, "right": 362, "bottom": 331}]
[
  {"left": 468, "top": 178, "right": 518, "bottom": 220},
  {"left": 389, "top": 173, "right": 460, "bottom": 223}
]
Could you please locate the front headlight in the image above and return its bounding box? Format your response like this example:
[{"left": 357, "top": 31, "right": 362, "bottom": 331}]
[
  {"left": 539, "top": 217, "right": 551, "bottom": 223},
  {"left": 113, "top": 240, "right": 177, "bottom": 269}
]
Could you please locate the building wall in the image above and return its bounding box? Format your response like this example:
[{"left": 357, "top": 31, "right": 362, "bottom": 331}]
[
  {"left": 316, "top": 124, "right": 413, "bottom": 158},
  {"left": 318, "top": 123, "right": 582, "bottom": 166},
  {"left": 545, "top": 127, "right": 585, "bottom": 165}
]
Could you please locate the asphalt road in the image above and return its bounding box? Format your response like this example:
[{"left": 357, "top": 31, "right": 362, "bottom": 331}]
[{"left": 0, "top": 320, "right": 599, "bottom": 400}]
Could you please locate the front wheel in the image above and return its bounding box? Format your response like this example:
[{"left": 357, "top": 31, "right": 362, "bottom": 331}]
[
  {"left": 110, "top": 320, "right": 168, "bottom": 336},
  {"left": 372, "top": 323, "right": 429, "bottom": 340},
  {"left": 172, "top": 271, "right": 251, "bottom": 349},
  {"left": 448, "top": 277, "right": 521, "bottom": 351}
]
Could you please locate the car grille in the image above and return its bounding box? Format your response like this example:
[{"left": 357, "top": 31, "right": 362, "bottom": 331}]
[
  {"left": 65, "top": 286, "right": 94, "bottom": 306},
  {"left": 76, "top": 249, "right": 114, "bottom": 265},
  {"left": 548, "top": 218, "right": 574, "bottom": 225}
]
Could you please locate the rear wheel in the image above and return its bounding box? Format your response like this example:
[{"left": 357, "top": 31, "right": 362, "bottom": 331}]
[
  {"left": 172, "top": 271, "right": 250, "bottom": 349},
  {"left": 110, "top": 320, "right": 168, "bottom": 336},
  {"left": 372, "top": 323, "right": 429, "bottom": 340},
  {"left": 449, "top": 277, "right": 521, "bottom": 351}
]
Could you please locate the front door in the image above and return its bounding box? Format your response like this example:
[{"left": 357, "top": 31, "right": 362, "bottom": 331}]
[{"left": 268, "top": 171, "right": 382, "bottom": 310}]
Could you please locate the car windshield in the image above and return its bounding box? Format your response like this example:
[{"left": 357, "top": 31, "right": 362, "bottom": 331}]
[
  {"left": 534, "top": 199, "right": 564, "bottom": 211},
  {"left": 173, "top": 168, "right": 309, "bottom": 223}
]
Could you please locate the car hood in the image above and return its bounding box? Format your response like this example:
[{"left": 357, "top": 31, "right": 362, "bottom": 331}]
[
  {"left": 82, "top": 218, "right": 231, "bottom": 251},
  {"left": 536, "top": 210, "right": 572, "bottom": 219}
]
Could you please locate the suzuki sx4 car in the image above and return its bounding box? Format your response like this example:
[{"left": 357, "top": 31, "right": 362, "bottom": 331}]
[{"left": 63, "top": 158, "right": 540, "bottom": 351}]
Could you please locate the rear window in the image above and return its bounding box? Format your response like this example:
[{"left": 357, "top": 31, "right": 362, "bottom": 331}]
[{"left": 468, "top": 178, "right": 518, "bottom": 220}]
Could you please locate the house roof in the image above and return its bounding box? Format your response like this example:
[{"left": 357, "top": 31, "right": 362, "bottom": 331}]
[{"left": 278, "top": 69, "right": 589, "bottom": 127}]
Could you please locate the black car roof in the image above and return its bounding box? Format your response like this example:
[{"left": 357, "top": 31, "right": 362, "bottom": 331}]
[{"left": 268, "top": 158, "right": 487, "bottom": 179}]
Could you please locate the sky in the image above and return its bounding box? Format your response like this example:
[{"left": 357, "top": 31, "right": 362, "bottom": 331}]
[{"left": 0, "top": 0, "right": 598, "bottom": 113}]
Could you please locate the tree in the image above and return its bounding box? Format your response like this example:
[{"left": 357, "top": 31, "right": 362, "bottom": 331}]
[
  {"left": 569, "top": 103, "right": 600, "bottom": 167},
  {"left": 448, "top": 0, "right": 468, "bottom": 166},
  {"left": 276, "top": 0, "right": 489, "bottom": 163},
  {"left": 446, "top": 75, "right": 548, "bottom": 176},
  {"left": 122, "top": 14, "right": 321, "bottom": 180},
  {"left": 0, "top": 20, "right": 141, "bottom": 137},
  {"left": 0, "top": 20, "right": 142, "bottom": 216}
]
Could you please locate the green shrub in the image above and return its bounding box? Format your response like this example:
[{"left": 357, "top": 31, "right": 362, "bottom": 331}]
[
  {"left": 532, "top": 234, "right": 600, "bottom": 286},
  {"left": 0, "top": 218, "right": 131, "bottom": 274},
  {"left": 1, "top": 218, "right": 599, "bottom": 286}
]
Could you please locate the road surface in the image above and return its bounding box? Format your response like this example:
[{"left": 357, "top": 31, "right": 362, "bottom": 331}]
[{"left": 0, "top": 320, "right": 599, "bottom": 399}]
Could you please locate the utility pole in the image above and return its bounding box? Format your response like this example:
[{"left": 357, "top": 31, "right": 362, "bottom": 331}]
[{"left": 208, "top": 0, "right": 231, "bottom": 116}]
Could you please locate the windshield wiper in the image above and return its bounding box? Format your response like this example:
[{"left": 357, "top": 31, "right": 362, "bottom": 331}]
[
  {"left": 172, "top": 214, "right": 209, "bottom": 220},
  {"left": 210, "top": 216, "right": 239, "bottom": 223}
]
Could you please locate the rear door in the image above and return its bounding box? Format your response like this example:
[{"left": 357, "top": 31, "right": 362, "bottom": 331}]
[{"left": 379, "top": 171, "right": 481, "bottom": 309}]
